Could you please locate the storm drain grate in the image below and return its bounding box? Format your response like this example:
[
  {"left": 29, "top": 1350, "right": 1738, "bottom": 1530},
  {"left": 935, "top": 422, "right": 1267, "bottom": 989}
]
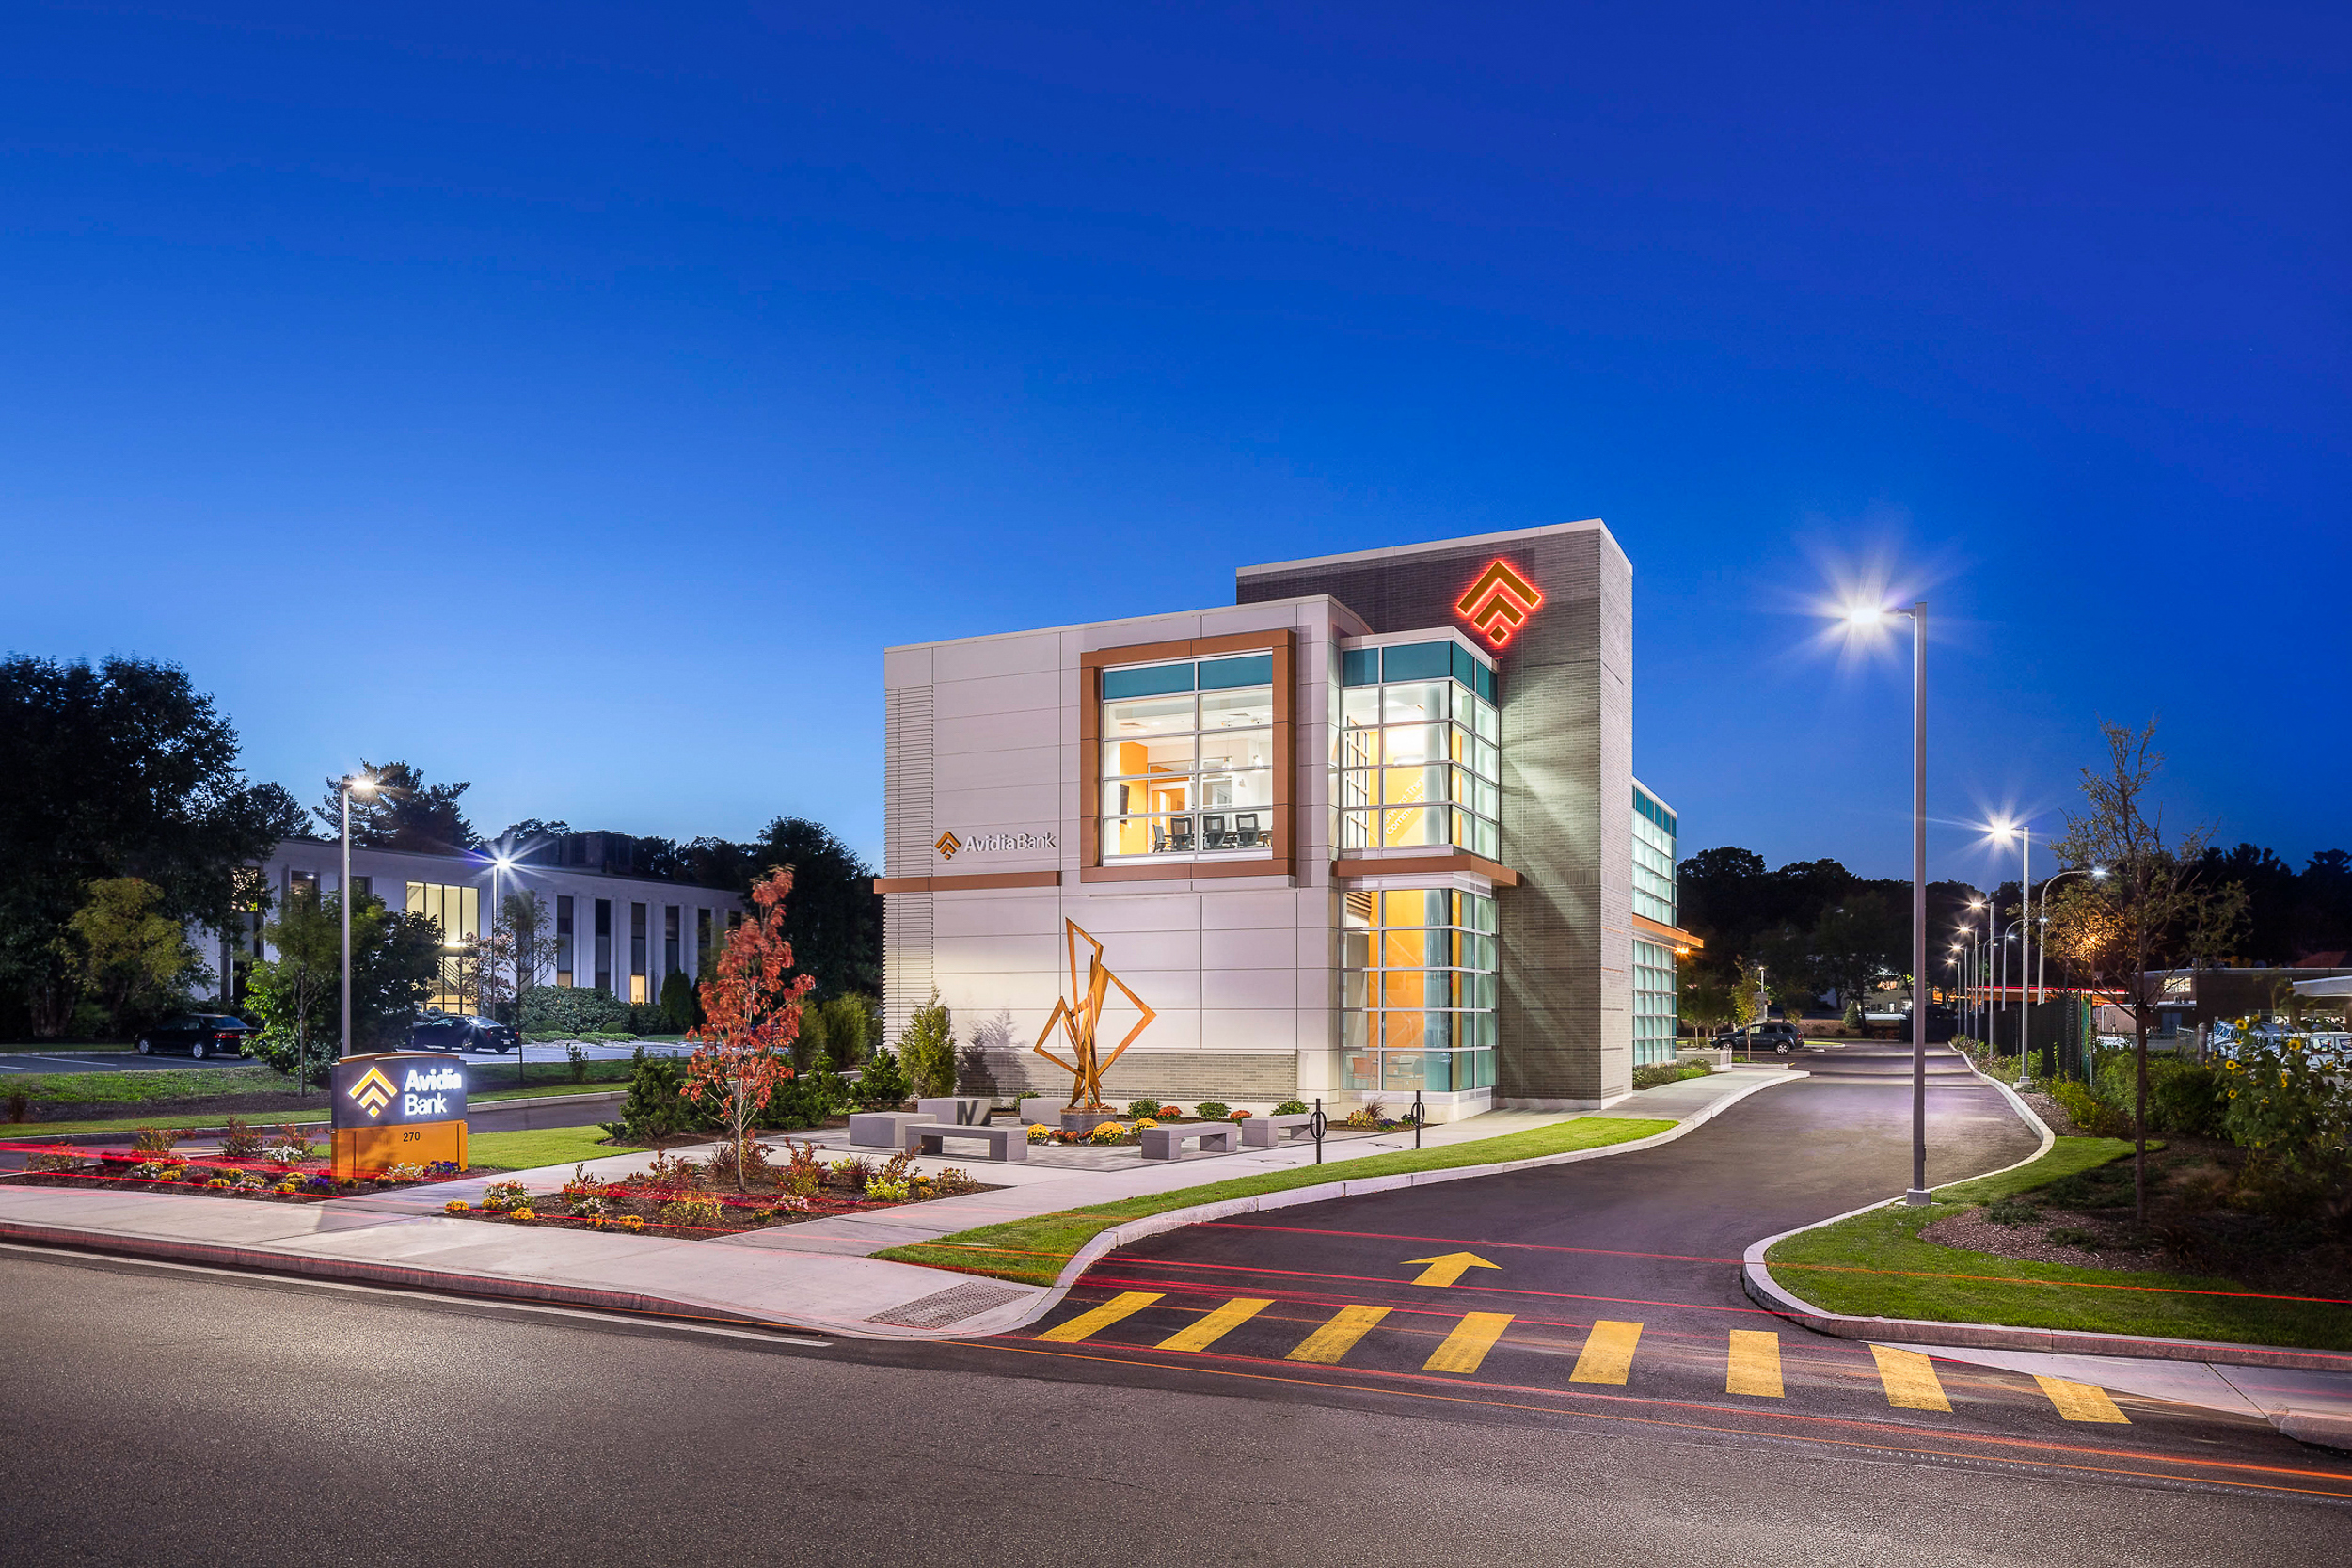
[{"left": 866, "top": 1280, "right": 1027, "bottom": 1330}]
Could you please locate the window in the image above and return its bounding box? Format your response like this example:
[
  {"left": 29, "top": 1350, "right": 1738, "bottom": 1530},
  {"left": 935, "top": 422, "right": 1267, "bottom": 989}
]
[
  {"left": 405, "top": 881, "right": 481, "bottom": 1013},
  {"left": 1336, "top": 641, "right": 1501, "bottom": 859},
  {"left": 1633, "top": 937, "right": 1678, "bottom": 1067},
  {"left": 629, "top": 903, "right": 648, "bottom": 1003},
  {"left": 289, "top": 868, "right": 319, "bottom": 904},
  {"left": 663, "top": 905, "right": 681, "bottom": 978},
  {"left": 594, "top": 898, "right": 612, "bottom": 992},
  {"left": 1632, "top": 786, "right": 1677, "bottom": 926},
  {"left": 350, "top": 875, "right": 373, "bottom": 902},
  {"left": 696, "top": 908, "right": 713, "bottom": 975},
  {"left": 1099, "top": 656, "right": 1276, "bottom": 860},
  {"left": 1342, "top": 888, "right": 1498, "bottom": 1095},
  {"left": 555, "top": 895, "right": 575, "bottom": 989}
]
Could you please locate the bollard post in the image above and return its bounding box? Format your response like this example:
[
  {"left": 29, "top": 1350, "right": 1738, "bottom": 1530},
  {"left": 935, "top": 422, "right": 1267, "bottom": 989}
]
[
  {"left": 1412, "top": 1089, "right": 1424, "bottom": 1148},
  {"left": 1310, "top": 1097, "right": 1327, "bottom": 1164}
]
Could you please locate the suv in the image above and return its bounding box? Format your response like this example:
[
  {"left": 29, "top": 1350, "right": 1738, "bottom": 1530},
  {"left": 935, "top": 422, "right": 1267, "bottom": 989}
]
[
  {"left": 408, "top": 1009, "right": 519, "bottom": 1053},
  {"left": 1716, "top": 1021, "right": 1805, "bottom": 1056},
  {"left": 135, "top": 1014, "right": 254, "bottom": 1059}
]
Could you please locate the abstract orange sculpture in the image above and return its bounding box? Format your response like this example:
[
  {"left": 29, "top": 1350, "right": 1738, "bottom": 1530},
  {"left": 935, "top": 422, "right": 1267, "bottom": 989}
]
[{"left": 1032, "top": 919, "right": 1155, "bottom": 1110}]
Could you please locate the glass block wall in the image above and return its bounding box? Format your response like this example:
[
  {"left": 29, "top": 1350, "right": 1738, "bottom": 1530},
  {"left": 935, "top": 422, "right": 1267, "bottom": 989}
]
[{"left": 1342, "top": 887, "right": 1498, "bottom": 1095}]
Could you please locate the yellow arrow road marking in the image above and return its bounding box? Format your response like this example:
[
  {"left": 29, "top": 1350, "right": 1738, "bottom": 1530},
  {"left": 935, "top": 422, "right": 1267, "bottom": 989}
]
[
  {"left": 1400, "top": 1251, "right": 1502, "bottom": 1287},
  {"left": 1156, "top": 1298, "right": 1273, "bottom": 1353},
  {"left": 1424, "top": 1312, "right": 1515, "bottom": 1374},
  {"left": 1287, "top": 1305, "right": 1391, "bottom": 1364},
  {"left": 1869, "top": 1344, "right": 1951, "bottom": 1410},
  {"left": 1726, "top": 1330, "right": 1783, "bottom": 1397},
  {"left": 1035, "top": 1292, "right": 1161, "bottom": 1343},
  {"left": 2035, "top": 1374, "right": 2130, "bottom": 1423},
  {"left": 1570, "top": 1320, "right": 1644, "bottom": 1384}
]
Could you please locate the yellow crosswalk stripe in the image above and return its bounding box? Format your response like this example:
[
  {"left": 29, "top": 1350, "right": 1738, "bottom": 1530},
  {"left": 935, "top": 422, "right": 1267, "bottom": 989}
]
[
  {"left": 1726, "top": 1330, "right": 1783, "bottom": 1397},
  {"left": 2035, "top": 1374, "right": 2130, "bottom": 1423},
  {"left": 1424, "top": 1312, "right": 1515, "bottom": 1374},
  {"left": 1570, "top": 1320, "right": 1644, "bottom": 1385},
  {"left": 1035, "top": 1291, "right": 1162, "bottom": 1343},
  {"left": 1156, "top": 1297, "right": 1274, "bottom": 1353},
  {"left": 1287, "top": 1304, "right": 1391, "bottom": 1364},
  {"left": 1869, "top": 1344, "right": 1951, "bottom": 1411}
]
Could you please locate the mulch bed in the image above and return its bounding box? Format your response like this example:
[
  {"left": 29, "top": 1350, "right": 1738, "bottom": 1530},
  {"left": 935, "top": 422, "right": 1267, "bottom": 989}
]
[
  {"left": 3, "top": 1149, "right": 473, "bottom": 1204},
  {"left": 443, "top": 1155, "right": 1007, "bottom": 1242}
]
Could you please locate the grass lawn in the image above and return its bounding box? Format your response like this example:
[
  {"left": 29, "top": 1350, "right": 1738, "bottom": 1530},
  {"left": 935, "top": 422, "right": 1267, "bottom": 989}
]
[
  {"left": 468, "top": 1125, "right": 644, "bottom": 1171},
  {"left": 3, "top": 1065, "right": 283, "bottom": 1104},
  {"left": 1765, "top": 1136, "right": 2352, "bottom": 1350},
  {"left": 875, "top": 1115, "right": 1677, "bottom": 1285}
]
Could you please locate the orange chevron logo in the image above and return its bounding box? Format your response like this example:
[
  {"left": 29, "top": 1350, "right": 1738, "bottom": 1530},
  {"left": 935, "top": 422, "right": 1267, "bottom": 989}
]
[
  {"left": 935, "top": 831, "right": 962, "bottom": 861},
  {"left": 1455, "top": 559, "right": 1544, "bottom": 648},
  {"left": 348, "top": 1065, "right": 397, "bottom": 1118}
]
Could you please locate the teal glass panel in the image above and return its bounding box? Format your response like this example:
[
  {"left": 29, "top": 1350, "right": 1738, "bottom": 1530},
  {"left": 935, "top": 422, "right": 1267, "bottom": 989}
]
[
  {"left": 1342, "top": 648, "right": 1379, "bottom": 687},
  {"left": 1450, "top": 641, "right": 1476, "bottom": 689},
  {"left": 1475, "top": 662, "right": 1495, "bottom": 702},
  {"left": 1102, "top": 662, "right": 1193, "bottom": 699},
  {"left": 1381, "top": 641, "right": 1452, "bottom": 682},
  {"left": 1198, "top": 652, "right": 1273, "bottom": 689}
]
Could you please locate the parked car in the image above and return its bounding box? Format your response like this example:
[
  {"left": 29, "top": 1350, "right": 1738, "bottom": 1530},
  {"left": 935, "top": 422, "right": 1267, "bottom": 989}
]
[
  {"left": 1715, "top": 1021, "right": 1805, "bottom": 1056},
  {"left": 407, "top": 1010, "right": 519, "bottom": 1053},
  {"left": 135, "top": 1014, "right": 254, "bottom": 1059}
]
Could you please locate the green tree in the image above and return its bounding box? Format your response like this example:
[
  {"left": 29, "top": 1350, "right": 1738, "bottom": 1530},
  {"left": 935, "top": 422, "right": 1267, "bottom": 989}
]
[
  {"left": 348, "top": 898, "right": 444, "bottom": 1049},
  {"left": 314, "top": 760, "right": 480, "bottom": 851},
  {"left": 898, "top": 988, "right": 955, "bottom": 1098},
  {"left": 1677, "top": 969, "right": 1731, "bottom": 1037},
  {"left": 856, "top": 1046, "right": 911, "bottom": 1107},
  {"left": 737, "top": 817, "right": 881, "bottom": 997},
  {"left": 244, "top": 885, "right": 339, "bottom": 1089},
  {"left": 659, "top": 970, "right": 700, "bottom": 1032},
  {"left": 1730, "top": 959, "right": 1767, "bottom": 1030},
  {"left": 0, "top": 655, "right": 302, "bottom": 1037},
  {"left": 67, "top": 878, "right": 201, "bottom": 1036},
  {"left": 500, "top": 890, "right": 559, "bottom": 1007}
]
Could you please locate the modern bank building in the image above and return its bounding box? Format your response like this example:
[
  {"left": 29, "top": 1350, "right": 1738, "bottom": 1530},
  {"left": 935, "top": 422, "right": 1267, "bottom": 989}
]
[{"left": 878, "top": 520, "right": 1702, "bottom": 1121}]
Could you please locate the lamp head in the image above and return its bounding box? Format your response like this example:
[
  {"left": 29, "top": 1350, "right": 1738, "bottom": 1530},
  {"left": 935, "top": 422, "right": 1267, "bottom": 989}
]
[
  {"left": 345, "top": 775, "right": 375, "bottom": 797},
  {"left": 492, "top": 855, "right": 515, "bottom": 872}
]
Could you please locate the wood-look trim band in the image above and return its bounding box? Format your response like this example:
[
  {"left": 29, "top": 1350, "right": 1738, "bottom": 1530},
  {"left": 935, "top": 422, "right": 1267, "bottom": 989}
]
[
  {"left": 873, "top": 870, "right": 1062, "bottom": 895},
  {"left": 1081, "top": 627, "right": 1296, "bottom": 884},
  {"left": 1077, "top": 860, "right": 1293, "bottom": 885},
  {"left": 1632, "top": 912, "right": 1704, "bottom": 951},
  {"left": 1332, "top": 851, "right": 1522, "bottom": 888}
]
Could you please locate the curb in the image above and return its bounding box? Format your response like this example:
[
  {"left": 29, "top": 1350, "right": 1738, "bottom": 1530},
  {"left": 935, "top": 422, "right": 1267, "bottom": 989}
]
[
  {"left": 990, "top": 1069, "right": 1809, "bottom": 1336},
  {"left": 1740, "top": 1058, "right": 2352, "bottom": 1374}
]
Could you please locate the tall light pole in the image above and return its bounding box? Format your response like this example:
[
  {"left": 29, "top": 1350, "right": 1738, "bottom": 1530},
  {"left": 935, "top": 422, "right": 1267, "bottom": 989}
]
[
  {"left": 1846, "top": 599, "right": 1930, "bottom": 1204},
  {"left": 1992, "top": 821, "right": 2037, "bottom": 1091},
  {"left": 339, "top": 774, "right": 376, "bottom": 1060}
]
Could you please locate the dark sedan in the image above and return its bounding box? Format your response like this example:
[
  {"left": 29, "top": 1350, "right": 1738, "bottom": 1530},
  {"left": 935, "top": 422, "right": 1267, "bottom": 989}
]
[
  {"left": 407, "top": 1011, "right": 519, "bottom": 1053},
  {"left": 135, "top": 1014, "right": 254, "bottom": 1059}
]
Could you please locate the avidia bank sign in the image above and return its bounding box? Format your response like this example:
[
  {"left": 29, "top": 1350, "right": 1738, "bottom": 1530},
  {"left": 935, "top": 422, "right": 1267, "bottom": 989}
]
[{"left": 330, "top": 1052, "right": 470, "bottom": 1131}]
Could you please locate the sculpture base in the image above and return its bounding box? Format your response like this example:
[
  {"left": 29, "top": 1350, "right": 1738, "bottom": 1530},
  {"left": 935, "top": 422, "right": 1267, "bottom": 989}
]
[{"left": 1061, "top": 1107, "right": 1123, "bottom": 1133}]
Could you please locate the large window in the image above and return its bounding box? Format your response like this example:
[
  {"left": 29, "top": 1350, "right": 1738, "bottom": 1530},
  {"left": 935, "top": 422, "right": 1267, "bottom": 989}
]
[
  {"left": 629, "top": 902, "right": 648, "bottom": 1003},
  {"left": 406, "top": 881, "right": 480, "bottom": 1013},
  {"left": 555, "top": 895, "right": 575, "bottom": 989},
  {"left": 1634, "top": 937, "right": 1678, "bottom": 1067},
  {"left": 1633, "top": 785, "right": 1677, "bottom": 926},
  {"left": 1343, "top": 888, "right": 1497, "bottom": 1096},
  {"left": 1100, "top": 654, "right": 1275, "bottom": 860},
  {"left": 1337, "top": 641, "right": 1500, "bottom": 860},
  {"left": 594, "top": 898, "right": 612, "bottom": 992}
]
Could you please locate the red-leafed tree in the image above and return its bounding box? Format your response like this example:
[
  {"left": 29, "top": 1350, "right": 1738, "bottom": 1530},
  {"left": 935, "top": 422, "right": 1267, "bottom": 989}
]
[{"left": 684, "top": 867, "right": 816, "bottom": 1190}]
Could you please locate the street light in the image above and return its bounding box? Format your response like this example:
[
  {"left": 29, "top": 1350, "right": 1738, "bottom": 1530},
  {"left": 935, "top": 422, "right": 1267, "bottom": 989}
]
[
  {"left": 1989, "top": 819, "right": 2039, "bottom": 1091},
  {"left": 490, "top": 853, "right": 521, "bottom": 1089},
  {"left": 1843, "top": 598, "right": 1931, "bottom": 1204},
  {"left": 339, "top": 774, "right": 377, "bottom": 1062},
  {"left": 2034, "top": 864, "right": 2106, "bottom": 1082}
]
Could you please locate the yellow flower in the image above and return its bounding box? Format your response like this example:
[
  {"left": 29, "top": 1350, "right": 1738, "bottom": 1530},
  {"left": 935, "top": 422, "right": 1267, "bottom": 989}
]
[{"left": 444, "top": 1199, "right": 471, "bottom": 1213}]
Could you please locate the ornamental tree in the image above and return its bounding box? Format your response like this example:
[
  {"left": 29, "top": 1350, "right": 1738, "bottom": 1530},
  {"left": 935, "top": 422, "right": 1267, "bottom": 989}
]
[{"left": 685, "top": 867, "right": 816, "bottom": 1190}]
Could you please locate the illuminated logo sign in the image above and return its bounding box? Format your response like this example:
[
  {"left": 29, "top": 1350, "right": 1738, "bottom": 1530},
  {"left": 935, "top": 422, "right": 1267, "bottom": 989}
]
[
  {"left": 348, "top": 1066, "right": 396, "bottom": 1118},
  {"left": 935, "top": 831, "right": 962, "bottom": 860},
  {"left": 938, "top": 829, "right": 1056, "bottom": 858},
  {"left": 330, "top": 1053, "right": 469, "bottom": 1132},
  {"left": 1455, "top": 560, "right": 1544, "bottom": 648}
]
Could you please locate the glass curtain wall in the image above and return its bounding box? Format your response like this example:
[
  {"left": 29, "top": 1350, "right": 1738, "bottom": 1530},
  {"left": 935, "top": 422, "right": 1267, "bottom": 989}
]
[
  {"left": 1633, "top": 786, "right": 1677, "bottom": 925},
  {"left": 1343, "top": 888, "right": 1498, "bottom": 1095},
  {"left": 405, "top": 881, "right": 481, "bottom": 1013},
  {"left": 1337, "top": 641, "right": 1500, "bottom": 859},
  {"left": 1100, "top": 653, "right": 1276, "bottom": 859},
  {"left": 1634, "top": 937, "right": 1678, "bottom": 1066}
]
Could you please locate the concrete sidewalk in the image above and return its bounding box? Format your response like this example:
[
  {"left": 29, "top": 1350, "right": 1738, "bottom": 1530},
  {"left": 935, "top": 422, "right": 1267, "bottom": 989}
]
[{"left": 0, "top": 1069, "right": 1787, "bottom": 1340}]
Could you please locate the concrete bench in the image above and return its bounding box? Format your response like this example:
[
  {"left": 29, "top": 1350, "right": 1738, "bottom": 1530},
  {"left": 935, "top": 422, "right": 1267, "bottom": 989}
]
[
  {"left": 1016, "top": 1097, "right": 1065, "bottom": 1126},
  {"left": 917, "top": 1096, "right": 990, "bottom": 1126},
  {"left": 905, "top": 1123, "right": 1028, "bottom": 1163},
  {"left": 1140, "top": 1123, "right": 1240, "bottom": 1160},
  {"left": 1239, "top": 1112, "right": 1315, "bottom": 1148},
  {"left": 848, "top": 1111, "right": 930, "bottom": 1148}
]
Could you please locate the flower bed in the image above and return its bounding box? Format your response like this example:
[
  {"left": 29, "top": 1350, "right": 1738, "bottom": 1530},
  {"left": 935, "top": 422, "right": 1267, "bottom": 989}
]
[
  {"left": 4, "top": 1138, "right": 470, "bottom": 1202},
  {"left": 434, "top": 1142, "right": 1003, "bottom": 1242}
]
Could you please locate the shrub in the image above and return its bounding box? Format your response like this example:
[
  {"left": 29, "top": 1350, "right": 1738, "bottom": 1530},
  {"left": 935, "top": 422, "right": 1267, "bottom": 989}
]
[
  {"left": 1273, "top": 1100, "right": 1308, "bottom": 1116},
  {"left": 756, "top": 1073, "right": 834, "bottom": 1131},
  {"left": 131, "top": 1125, "right": 184, "bottom": 1155},
  {"left": 1984, "top": 1196, "right": 2041, "bottom": 1226},
  {"left": 828, "top": 1155, "right": 874, "bottom": 1191},
  {"left": 516, "top": 985, "right": 631, "bottom": 1036},
  {"left": 27, "top": 1150, "right": 84, "bottom": 1174},
  {"left": 1127, "top": 1098, "right": 1163, "bottom": 1120},
  {"left": 2050, "top": 1079, "right": 2127, "bottom": 1137},
  {"left": 1230, "top": 1108, "right": 1252, "bottom": 1120},
  {"left": 1134, "top": 1117, "right": 1159, "bottom": 1131},
  {"left": 220, "top": 1117, "right": 263, "bottom": 1159},
  {"left": 1196, "top": 1101, "right": 1231, "bottom": 1120},
  {"left": 601, "top": 1048, "right": 691, "bottom": 1144},
  {"left": 4, "top": 1085, "right": 31, "bottom": 1122},
  {"left": 898, "top": 990, "right": 956, "bottom": 1100},
  {"left": 1089, "top": 1121, "right": 1128, "bottom": 1145},
  {"left": 480, "top": 1180, "right": 531, "bottom": 1212},
  {"left": 929, "top": 1166, "right": 983, "bottom": 1197},
  {"left": 856, "top": 1047, "right": 911, "bottom": 1108},
  {"left": 627, "top": 1001, "right": 669, "bottom": 1037},
  {"left": 659, "top": 970, "right": 701, "bottom": 1033},
  {"left": 659, "top": 1196, "right": 724, "bottom": 1227},
  {"left": 865, "top": 1176, "right": 912, "bottom": 1202},
  {"left": 566, "top": 1041, "right": 588, "bottom": 1084},
  {"left": 2219, "top": 1033, "right": 2352, "bottom": 1212},
  {"left": 1026, "top": 1124, "right": 1053, "bottom": 1144}
]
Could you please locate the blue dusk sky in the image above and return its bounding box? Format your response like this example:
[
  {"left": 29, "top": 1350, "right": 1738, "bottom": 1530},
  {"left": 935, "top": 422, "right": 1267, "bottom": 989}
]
[{"left": 3, "top": 3, "right": 2344, "bottom": 884}]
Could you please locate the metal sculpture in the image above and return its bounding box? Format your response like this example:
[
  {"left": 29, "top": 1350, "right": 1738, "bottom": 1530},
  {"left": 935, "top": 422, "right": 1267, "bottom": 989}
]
[{"left": 1033, "top": 919, "right": 1155, "bottom": 1109}]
